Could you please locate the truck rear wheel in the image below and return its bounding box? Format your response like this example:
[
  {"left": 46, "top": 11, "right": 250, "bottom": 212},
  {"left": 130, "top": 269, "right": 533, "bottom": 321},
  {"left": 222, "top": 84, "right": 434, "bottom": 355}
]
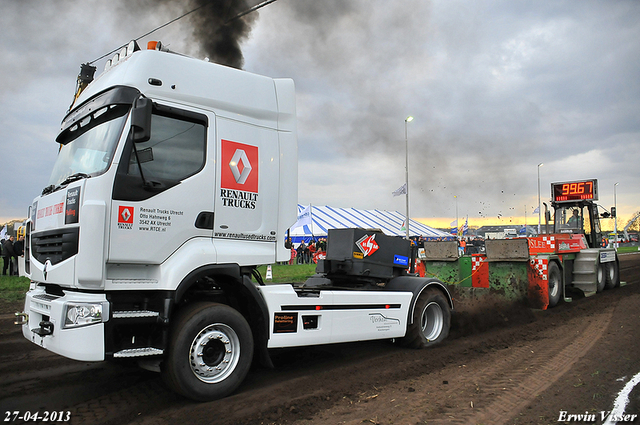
[
  {"left": 163, "top": 302, "right": 254, "bottom": 401},
  {"left": 605, "top": 262, "right": 619, "bottom": 289},
  {"left": 596, "top": 261, "right": 606, "bottom": 293},
  {"left": 547, "top": 262, "right": 562, "bottom": 308},
  {"left": 399, "top": 287, "right": 451, "bottom": 349}
]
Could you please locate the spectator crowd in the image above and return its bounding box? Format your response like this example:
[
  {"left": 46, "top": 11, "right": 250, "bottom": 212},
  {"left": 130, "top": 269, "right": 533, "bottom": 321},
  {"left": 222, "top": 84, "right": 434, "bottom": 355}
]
[
  {"left": 2, "top": 234, "right": 24, "bottom": 276},
  {"left": 284, "top": 237, "right": 327, "bottom": 265}
]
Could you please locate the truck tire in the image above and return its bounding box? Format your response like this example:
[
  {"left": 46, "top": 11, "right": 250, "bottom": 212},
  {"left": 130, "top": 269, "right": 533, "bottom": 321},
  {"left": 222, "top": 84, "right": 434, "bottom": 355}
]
[
  {"left": 596, "top": 261, "right": 606, "bottom": 293},
  {"left": 605, "top": 262, "right": 619, "bottom": 289},
  {"left": 547, "top": 262, "right": 562, "bottom": 308},
  {"left": 399, "top": 287, "right": 451, "bottom": 349},
  {"left": 162, "top": 302, "right": 254, "bottom": 401}
]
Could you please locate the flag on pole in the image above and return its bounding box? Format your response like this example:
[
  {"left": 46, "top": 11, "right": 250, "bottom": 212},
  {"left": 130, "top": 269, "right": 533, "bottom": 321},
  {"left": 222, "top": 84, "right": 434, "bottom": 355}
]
[
  {"left": 461, "top": 217, "right": 468, "bottom": 236},
  {"left": 401, "top": 220, "right": 406, "bottom": 231},
  {"left": 0, "top": 225, "right": 6, "bottom": 240},
  {"left": 392, "top": 183, "right": 407, "bottom": 197},
  {"left": 450, "top": 219, "right": 458, "bottom": 235},
  {"left": 292, "top": 205, "right": 312, "bottom": 230},
  {"left": 533, "top": 206, "right": 540, "bottom": 214}
]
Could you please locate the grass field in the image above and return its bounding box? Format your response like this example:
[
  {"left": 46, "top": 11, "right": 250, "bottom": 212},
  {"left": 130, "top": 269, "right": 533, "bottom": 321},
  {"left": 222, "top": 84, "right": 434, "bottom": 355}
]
[
  {"left": 617, "top": 246, "right": 640, "bottom": 253},
  {"left": 255, "top": 263, "right": 318, "bottom": 283},
  {"left": 0, "top": 274, "right": 30, "bottom": 303},
  {"left": 0, "top": 258, "right": 29, "bottom": 310}
]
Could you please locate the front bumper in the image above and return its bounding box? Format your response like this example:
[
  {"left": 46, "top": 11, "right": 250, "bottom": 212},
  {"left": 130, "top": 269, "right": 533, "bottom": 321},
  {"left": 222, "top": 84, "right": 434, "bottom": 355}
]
[{"left": 22, "top": 286, "right": 108, "bottom": 361}]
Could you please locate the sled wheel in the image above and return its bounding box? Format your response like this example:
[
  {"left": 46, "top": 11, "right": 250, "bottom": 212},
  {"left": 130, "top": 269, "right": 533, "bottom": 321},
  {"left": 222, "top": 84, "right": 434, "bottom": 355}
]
[
  {"left": 605, "top": 262, "right": 619, "bottom": 289},
  {"left": 163, "top": 302, "right": 253, "bottom": 401},
  {"left": 399, "top": 287, "right": 451, "bottom": 349},
  {"left": 596, "top": 261, "right": 606, "bottom": 293},
  {"left": 547, "top": 262, "right": 562, "bottom": 308}
]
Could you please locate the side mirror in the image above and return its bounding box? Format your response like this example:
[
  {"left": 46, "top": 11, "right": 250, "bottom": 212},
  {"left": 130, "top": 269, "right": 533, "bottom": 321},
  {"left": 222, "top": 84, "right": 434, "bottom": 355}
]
[
  {"left": 131, "top": 97, "right": 152, "bottom": 143},
  {"left": 610, "top": 207, "right": 616, "bottom": 218}
]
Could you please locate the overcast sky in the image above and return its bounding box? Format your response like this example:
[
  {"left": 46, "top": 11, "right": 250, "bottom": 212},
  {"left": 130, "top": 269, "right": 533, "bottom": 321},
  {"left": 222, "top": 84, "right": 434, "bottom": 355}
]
[{"left": 1, "top": 0, "right": 638, "bottom": 229}]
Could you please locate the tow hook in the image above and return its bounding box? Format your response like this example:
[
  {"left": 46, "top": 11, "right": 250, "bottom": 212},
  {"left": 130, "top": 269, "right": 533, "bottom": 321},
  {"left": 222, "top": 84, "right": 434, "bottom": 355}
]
[
  {"left": 14, "top": 312, "right": 28, "bottom": 326},
  {"left": 32, "top": 321, "right": 54, "bottom": 336}
]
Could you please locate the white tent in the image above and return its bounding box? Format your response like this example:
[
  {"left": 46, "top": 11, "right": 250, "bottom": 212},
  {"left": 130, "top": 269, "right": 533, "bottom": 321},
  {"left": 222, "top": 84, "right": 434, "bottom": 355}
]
[{"left": 289, "top": 204, "right": 453, "bottom": 242}]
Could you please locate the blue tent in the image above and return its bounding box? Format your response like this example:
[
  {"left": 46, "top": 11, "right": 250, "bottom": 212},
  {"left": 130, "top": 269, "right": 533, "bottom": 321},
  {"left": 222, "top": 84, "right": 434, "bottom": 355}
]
[{"left": 289, "top": 204, "right": 453, "bottom": 243}]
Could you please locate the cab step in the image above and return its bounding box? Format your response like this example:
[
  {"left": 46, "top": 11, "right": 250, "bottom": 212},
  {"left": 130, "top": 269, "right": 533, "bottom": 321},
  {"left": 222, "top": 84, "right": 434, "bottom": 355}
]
[{"left": 113, "top": 347, "right": 164, "bottom": 358}]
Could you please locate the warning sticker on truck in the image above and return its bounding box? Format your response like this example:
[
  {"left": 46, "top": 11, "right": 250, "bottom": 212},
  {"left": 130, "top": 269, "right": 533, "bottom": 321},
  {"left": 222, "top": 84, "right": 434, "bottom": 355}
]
[{"left": 356, "top": 234, "right": 379, "bottom": 257}]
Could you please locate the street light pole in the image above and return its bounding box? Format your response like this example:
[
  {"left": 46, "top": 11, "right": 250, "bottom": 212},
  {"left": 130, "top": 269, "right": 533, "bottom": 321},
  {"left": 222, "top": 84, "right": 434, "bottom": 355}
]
[
  {"left": 404, "top": 116, "right": 413, "bottom": 240},
  {"left": 614, "top": 182, "right": 619, "bottom": 248},
  {"left": 537, "top": 163, "right": 543, "bottom": 235}
]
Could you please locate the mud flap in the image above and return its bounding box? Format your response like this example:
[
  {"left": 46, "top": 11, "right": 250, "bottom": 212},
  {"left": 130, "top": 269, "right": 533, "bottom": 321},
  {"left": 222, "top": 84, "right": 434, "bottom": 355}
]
[
  {"left": 471, "top": 254, "right": 489, "bottom": 288},
  {"left": 527, "top": 259, "right": 549, "bottom": 310}
]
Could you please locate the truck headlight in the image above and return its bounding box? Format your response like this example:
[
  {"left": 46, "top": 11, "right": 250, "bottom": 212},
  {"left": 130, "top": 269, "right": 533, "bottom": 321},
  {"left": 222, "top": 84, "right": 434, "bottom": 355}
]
[{"left": 63, "top": 303, "right": 106, "bottom": 328}]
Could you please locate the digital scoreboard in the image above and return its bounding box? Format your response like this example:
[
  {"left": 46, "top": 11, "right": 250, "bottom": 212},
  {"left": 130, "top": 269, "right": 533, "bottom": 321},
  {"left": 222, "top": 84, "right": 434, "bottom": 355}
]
[{"left": 551, "top": 179, "right": 598, "bottom": 203}]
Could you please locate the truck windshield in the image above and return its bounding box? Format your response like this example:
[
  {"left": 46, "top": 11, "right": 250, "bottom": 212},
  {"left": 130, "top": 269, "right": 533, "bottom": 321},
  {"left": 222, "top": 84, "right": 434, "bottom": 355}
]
[
  {"left": 48, "top": 104, "right": 129, "bottom": 187},
  {"left": 554, "top": 206, "right": 584, "bottom": 234}
]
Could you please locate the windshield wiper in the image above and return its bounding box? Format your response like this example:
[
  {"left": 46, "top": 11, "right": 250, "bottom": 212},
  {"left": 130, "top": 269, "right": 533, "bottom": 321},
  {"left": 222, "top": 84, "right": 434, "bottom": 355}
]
[
  {"left": 41, "top": 185, "right": 56, "bottom": 195},
  {"left": 41, "top": 173, "right": 90, "bottom": 196},
  {"left": 59, "top": 172, "right": 90, "bottom": 186}
]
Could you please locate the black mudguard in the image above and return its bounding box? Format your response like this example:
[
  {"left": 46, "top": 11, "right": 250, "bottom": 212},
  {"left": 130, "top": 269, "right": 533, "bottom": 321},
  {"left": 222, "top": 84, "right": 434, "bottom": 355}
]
[{"left": 385, "top": 276, "right": 453, "bottom": 325}]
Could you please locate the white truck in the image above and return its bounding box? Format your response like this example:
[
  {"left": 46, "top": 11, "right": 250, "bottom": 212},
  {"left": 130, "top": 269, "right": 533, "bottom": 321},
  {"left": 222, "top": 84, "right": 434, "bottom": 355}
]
[{"left": 17, "top": 41, "right": 453, "bottom": 401}]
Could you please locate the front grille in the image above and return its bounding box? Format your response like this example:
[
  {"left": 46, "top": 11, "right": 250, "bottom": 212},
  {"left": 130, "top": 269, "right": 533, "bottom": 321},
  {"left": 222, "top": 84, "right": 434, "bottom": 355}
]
[{"left": 31, "top": 227, "right": 79, "bottom": 265}]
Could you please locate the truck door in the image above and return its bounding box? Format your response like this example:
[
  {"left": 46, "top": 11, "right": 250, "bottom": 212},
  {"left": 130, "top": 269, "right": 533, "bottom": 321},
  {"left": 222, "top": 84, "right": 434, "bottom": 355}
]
[
  {"left": 212, "top": 117, "right": 280, "bottom": 263},
  {"left": 109, "top": 103, "right": 215, "bottom": 264},
  {"left": 587, "top": 203, "right": 603, "bottom": 248}
]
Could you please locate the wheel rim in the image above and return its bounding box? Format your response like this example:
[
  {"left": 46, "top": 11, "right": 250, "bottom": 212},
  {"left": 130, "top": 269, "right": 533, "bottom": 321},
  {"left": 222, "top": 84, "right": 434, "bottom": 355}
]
[
  {"left": 189, "top": 323, "right": 241, "bottom": 384},
  {"left": 421, "top": 302, "right": 444, "bottom": 342}
]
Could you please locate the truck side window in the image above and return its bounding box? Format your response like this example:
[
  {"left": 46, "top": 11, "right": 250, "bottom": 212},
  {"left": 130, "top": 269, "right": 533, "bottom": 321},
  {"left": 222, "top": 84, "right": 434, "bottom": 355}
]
[
  {"left": 112, "top": 107, "right": 208, "bottom": 202},
  {"left": 128, "top": 114, "right": 206, "bottom": 181}
]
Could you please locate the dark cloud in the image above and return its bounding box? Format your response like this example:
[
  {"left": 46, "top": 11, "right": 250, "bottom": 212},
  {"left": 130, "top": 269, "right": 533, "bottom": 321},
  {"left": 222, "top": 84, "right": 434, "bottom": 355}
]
[{"left": 246, "top": 0, "right": 640, "bottom": 218}]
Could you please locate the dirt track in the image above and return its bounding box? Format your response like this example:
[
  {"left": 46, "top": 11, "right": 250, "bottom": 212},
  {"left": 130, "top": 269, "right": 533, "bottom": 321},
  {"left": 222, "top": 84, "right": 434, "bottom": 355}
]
[{"left": 1, "top": 254, "right": 639, "bottom": 425}]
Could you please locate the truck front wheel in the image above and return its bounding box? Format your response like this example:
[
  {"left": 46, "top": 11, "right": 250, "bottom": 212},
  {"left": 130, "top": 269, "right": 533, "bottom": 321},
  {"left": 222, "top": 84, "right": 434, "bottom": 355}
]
[
  {"left": 399, "top": 287, "right": 451, "bottom": 349},
  {"left": 605, "top": 262, "right": 619, "bottom": 289},
  {"left": 163, "top": 302, "right": 254, "bottom": 401}
]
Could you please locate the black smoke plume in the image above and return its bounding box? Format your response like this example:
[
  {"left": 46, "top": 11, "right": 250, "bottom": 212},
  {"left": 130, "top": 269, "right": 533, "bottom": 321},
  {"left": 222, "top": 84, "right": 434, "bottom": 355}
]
[{"left": 188, "top": 0, "right": 258, "bottom": 69}]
